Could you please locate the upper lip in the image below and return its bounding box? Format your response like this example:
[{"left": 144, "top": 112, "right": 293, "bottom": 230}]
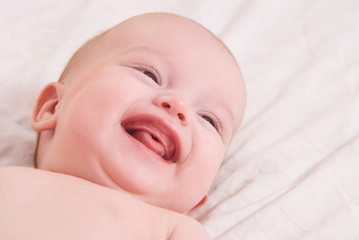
[{"left": 121, "top": 114, "right": 181, "bottom": 163}]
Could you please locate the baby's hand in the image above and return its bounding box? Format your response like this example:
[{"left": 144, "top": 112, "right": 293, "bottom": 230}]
[{"left": 0, "top": 167, "right": 210, "bottom": 239}]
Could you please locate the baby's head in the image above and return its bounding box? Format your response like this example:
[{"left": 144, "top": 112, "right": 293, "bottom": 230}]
[{"left": 32, "top": 13, "right": 246, "bottom": 213}]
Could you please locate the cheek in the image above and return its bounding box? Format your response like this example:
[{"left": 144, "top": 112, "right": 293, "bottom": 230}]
[
  {"left": 195, "top": 126, "right": 225, "bottom": 171},
  {"left": 64, "top": 78, "right": 134, "bottom": 122},
  {"left": 187, "top": 130, "right": 225, "bottom": 192},
  {"left": 56, "top": 85, "right": 121, "bottom": 150}
]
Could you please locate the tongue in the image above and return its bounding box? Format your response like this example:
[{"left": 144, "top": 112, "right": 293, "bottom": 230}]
[{"left": 131, "top": 130, "right": 166, "bottom": 158}]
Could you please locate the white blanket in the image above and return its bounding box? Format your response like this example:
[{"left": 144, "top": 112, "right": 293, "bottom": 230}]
[{"left": 1, "top": 1, "right": 358, "bottom": 239}]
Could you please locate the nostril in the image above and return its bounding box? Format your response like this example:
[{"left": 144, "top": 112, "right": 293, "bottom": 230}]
[
  {"left": 162, "top": 102, "right": 171, "bottom": 108},
  {"left": 177, "top": 113, "right": 185, "bottom": 121},
  {"left": 155, "top": 95, "right": 189, "bottom": 125}
]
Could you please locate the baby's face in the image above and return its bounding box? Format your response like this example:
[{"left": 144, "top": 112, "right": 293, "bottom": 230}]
[{"left": 36, "top": 13, "right": 245, "bottom": 213}]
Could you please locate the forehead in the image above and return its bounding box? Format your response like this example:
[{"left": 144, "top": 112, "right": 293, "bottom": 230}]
[{"left": 98, "top": 14, "right": 246, "bottom": 128}]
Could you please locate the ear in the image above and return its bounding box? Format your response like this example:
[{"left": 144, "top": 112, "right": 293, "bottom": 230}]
[
  {"left": 32, "top": 82, "right": 64, "bottom": 132},
  {"left": 187, "top": 195, "right": 208, "bottom": 215}
]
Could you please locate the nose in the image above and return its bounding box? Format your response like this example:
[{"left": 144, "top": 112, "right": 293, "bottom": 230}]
[{"left": 153, "top": 93, "right": 190, "bottom": 126}]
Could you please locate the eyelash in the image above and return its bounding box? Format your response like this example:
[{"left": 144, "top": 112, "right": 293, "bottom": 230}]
[
  {"left": 135, "top": 65, "right": 160, "bottom": 85},
  {"left": 199, "top": 112, "right": 221, "bottom": 133}
]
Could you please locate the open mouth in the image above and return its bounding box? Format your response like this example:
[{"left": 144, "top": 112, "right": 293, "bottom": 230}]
[{"left": 122, "top": 119, "right": 177, "bottom": 162}]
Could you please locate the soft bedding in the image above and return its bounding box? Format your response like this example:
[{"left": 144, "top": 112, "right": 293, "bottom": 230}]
[{"left": 1, "top": 1, "right": 358, "bottom": 239}]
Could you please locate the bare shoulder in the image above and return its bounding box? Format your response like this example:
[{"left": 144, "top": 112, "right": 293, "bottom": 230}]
[
  {"left": 0, "top": 167, "right": 211, "bottom": 239},
  {"left": 0, "top": 166, "right": 103, "bottom": 192},
  {"left": 167, "top": 212, "right": 211, "bottom": 240},
  {"left": 0, "top": 166, "right": 47, "bottom": 190},
  {"left": 0, "top": 166, "right": 38, "bottom": 176},
  {"left": 0, "top": 167, "right": 165, "bottom": 239},
  {"left": 0, "top": 166, "right": 85, "bottom": 194},
  {"left": 0, "top": 166, "right": 89, "bottom": 207},
  {"left": 0, "top": 166, "right": 62, "bottom": 182}
]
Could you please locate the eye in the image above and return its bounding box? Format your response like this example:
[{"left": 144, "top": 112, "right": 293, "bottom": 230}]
[
  {"left": 200, "top": 114, "right": 220, "bottom": 132},
  {"left": 142, "top": 70, "right": 158, "bottom": 82},
  {"left": 136, "top": 66, "right": 160, "bottom": 85}
]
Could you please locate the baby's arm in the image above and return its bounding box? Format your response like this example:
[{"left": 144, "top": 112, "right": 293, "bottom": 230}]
[{"left": 0, "top": 167, "right": 209, "bottom": 239}]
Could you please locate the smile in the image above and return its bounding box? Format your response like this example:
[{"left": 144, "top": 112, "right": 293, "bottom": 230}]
[{"left": 122, "top": 116, "right": 178, "bottom": 163}]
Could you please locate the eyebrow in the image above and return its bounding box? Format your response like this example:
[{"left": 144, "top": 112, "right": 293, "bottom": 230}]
[
  {"left": 121, "top": 46, "right": 167, "bottom": 69},
  {"left": 122, "top": 46, "right": 164, "bottom": 58}
]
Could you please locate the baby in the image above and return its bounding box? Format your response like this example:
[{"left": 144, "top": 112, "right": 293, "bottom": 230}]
[{"left": 0, "top": 13, "right": 246, "bottom": 239}]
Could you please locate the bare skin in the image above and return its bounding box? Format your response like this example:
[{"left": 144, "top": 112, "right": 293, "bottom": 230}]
[
  {"left": 0, "top": 13, "right": 245, "bottom": 239},
  {"left": 0, "top": 167, "right": 210, "bottom": 239}
]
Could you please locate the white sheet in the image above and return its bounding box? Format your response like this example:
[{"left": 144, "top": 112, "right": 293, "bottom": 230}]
[{"left": 1, "top": 1, "right": 358, "bottom": 239}]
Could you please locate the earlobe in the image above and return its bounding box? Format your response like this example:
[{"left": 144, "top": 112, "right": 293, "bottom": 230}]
[{"left": 32, "top": 82, "right": 64, "bottom": 132}]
